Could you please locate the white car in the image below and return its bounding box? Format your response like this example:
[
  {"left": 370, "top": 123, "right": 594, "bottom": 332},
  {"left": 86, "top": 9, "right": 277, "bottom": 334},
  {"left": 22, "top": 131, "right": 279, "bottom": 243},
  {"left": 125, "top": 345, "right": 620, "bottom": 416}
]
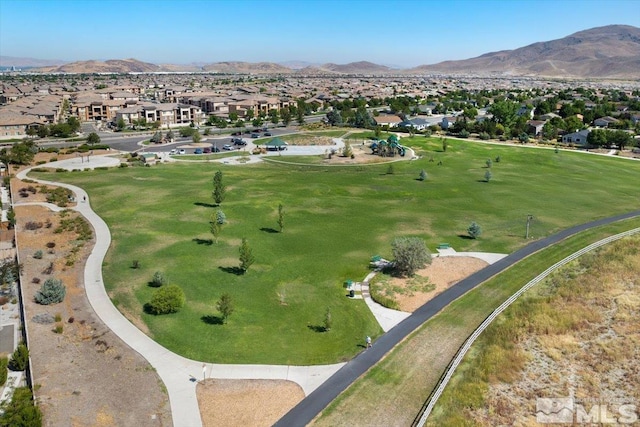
[
  {"left": 178, "top": 149, "right": 186, "bottom": 155},
  {"left": 169, "top": 149, "right": 177, "bottom": 155},
  {"left": 223, "top": 144, "right": 233, "bottom": 150}
]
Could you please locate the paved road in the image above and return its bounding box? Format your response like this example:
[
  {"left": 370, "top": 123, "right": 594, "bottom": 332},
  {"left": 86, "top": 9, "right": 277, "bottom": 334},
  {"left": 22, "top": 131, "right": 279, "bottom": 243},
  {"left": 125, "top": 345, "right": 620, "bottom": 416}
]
[{"left": 273, "top": 209, "right": 640, "bottom": 426}]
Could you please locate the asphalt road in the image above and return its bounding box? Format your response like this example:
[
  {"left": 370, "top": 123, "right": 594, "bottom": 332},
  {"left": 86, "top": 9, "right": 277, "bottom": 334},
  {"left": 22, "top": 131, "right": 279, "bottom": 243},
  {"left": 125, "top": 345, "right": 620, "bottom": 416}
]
[{"left": 273, "top": 209, "right": 640, "bottom": 427}]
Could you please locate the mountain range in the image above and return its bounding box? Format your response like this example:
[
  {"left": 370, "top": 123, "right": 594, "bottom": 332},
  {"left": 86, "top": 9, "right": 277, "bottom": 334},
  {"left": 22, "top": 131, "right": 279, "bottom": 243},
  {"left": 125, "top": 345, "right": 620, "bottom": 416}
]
[{"left": 2, "top": 25, "right": 638, "bottom": 78}]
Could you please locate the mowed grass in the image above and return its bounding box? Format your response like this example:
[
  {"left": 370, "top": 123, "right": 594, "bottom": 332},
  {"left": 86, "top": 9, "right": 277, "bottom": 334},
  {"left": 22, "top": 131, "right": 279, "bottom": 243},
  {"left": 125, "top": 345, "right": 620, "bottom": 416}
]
[
  {"left": 312, "top": 217, "right": 640, "bottom": 426},
  {"left": 32, "top": 137, "right": 640, "bottom": 364}
]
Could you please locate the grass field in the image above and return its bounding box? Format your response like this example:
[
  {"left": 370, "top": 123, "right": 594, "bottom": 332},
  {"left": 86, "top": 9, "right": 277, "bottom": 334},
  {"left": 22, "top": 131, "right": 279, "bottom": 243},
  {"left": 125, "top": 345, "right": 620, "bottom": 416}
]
[
  {"left": 312, "top": 217, "right": 640, "bottom": 426},
  {"left": 32, "top": 136, "right": 640, "bottom": 364}
]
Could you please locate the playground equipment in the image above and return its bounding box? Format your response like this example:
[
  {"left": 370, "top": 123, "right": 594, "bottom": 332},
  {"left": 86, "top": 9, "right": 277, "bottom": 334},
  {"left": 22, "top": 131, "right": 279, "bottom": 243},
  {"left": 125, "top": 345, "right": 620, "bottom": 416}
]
[{"left": 370, "top": 135, "right": 405, "bottom": 157}]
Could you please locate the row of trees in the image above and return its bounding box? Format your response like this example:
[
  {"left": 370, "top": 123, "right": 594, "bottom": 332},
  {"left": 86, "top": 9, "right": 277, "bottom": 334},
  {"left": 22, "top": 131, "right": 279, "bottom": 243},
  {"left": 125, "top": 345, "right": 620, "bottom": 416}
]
[
  {"left": 587, "top": 128, "right": 634, "bottom": 150},
  {"left": 26, "top": 116, "right": 81, "bottom": 139}
]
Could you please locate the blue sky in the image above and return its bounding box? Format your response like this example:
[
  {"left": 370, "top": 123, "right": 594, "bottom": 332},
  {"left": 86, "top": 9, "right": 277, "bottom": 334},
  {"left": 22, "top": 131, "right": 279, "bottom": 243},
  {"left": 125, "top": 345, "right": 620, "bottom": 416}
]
[{"left": 1, "top": 0, "right": 638, "bottom": 67}]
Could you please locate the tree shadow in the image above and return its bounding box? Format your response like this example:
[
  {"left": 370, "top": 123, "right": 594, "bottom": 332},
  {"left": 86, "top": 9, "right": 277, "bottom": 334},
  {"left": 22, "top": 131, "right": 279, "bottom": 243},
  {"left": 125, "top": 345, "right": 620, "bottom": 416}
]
[
  {"left": 192, "top": 238, "right": 213, "bottom": 245},
  {"left": 218, "top": 266, "right": 244, "bottom": 275},
  {"left": 457, "top": 234, "right": 475, "bottom": 240},
  {"left": 143, "top": 303, "right": 158, "bottom": 315},
  {"left": 260, "top": 227, "right": 279, "bottom": 233},
  {"left": 201, "top": 315, "right": 224, "bottom": 325},
  {"left": 307, "top": 324, "right": 328, "bottom": 333},
  {"left": 194, "top": 202, "right": 218, "bottom": 208},
  {"left": 476, "top": 179, "right": 490, "bottom": 183}
]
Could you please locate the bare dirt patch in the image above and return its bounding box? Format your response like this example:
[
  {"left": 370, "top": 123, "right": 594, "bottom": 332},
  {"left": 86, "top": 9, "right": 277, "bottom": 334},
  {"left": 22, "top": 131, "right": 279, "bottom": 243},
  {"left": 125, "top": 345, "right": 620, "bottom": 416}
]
[
  {"left": 13, "top": 175, "right": 171, "bottom": 426},
  {"left": 197, "top": 379, "right": 304, "bottom": 427},
  {"left": 377, "top": 256, "right": 489, "bottom": 312}
]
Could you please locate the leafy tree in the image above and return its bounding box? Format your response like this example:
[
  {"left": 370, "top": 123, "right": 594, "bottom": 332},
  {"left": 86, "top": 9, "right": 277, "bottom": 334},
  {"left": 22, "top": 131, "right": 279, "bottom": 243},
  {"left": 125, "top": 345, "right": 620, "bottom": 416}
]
[
  {"left": 8, "top": 343, "right": 29, "bottom": 371},
  {"left": 564, "top": 116, "right": 583, "bottom": 133},
  {"left": 151, "top": 271, "right": 166, "bottom": 287},
  {"left": 238, "top": 237, "right": 255, "bottom": 273},
  {"left": 418, "top": 169, "right": 427, "bottom": 181},
  {"left": 484, "top": 169, "right": 492, "bottom": 182},
  {"left": 192, "top": 131, "right": 201, "bottom": 144},
  {"left": 252, "top": 118, "right": 263, "bottom": 127},
  {"left": 150, "top": 131, "right": 163, "bottom": 143},
  {"left": 228, "top": 112, "right": 239, "bottom": 122},
  {"left": 215, "top": 209, "right": 226, "bottom": 224},
  {"left": 587, "top": 129, "right": 608, "bottom": 147},
  {"left": 86, "top": 132, "right": 100, "bottom": 145},
  {"left": 34, "top": 278, "right": 66, "bottom": 305},
  {"left": 116, "top": 118, "right": 126, "bottom": 131},
  {"left": 0, "top": 386, "right": 42, "bottom": 426},
  {"left": 277, "top": 203, "right": 284, "bottom": 232},
  {"left": 216, "top": 293, "right": 234, "bottom": 324},
  {"left": 147, "top": 285, "right": 185, "bottom": 315},
  {"left": 6, "top": 207, "right": 15, "bottom": 229},
  {"left": 269, "top": 109, "right": 280, "bottom": 125},
  {"left": 467, "top": 221, "right": 482, "bottom": 239},
  {"left": 609, "top": 129, "right": 632, "bottom": 150},
  {"left": 209, "top": 214, "right": 221, "bottom": 244},
  {"left": 342, "top": 143, "right": 353, "bottom": 158},
  {"left": 245, "top": 109, "right": 254, "bottom": 121},
  {"left": 518, "top": 132, "right": 529, "bottom": 143},
  {"left": 488, "top": 100, "right": 518, "bottom": 127},
  {"left": 350, "top": 106, "right": 374, "bottom": 128},
  {"left": 235, "top": 119, "right": 245, "bottom": 128},
  {"left": 212, "top": 170, "right": 226, "bottom": 205},
  {"left": 326, "top": 110, "right": 342, "bottom": 126},
  {"left": 442, "top": 138, "right": 448, "bottom": 152},
  {"left": 280, "top": 108, "right": 292, "bottom": 126},
  {"left": 66, "top": 116, "right": 81, "bottom": 133},
  {"left": 179, "top": 127, "right": 195, "bottom": 137},
  {"left": 391, "top": 237, "right": 431, "bottom": 277},
  {"left": 166, "top": 130, "right": 174, "bottom": 141},
  {"left": 36, "top": 125, "right": 50, "bottom": 139},
  {"left": 323, "top": 307, "right": 332, "bottom": 331}
]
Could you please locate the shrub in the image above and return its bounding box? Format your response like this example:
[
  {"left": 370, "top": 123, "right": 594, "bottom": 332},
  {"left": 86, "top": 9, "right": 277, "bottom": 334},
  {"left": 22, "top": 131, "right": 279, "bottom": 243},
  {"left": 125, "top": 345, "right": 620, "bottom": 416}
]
[
  {"left": 53, "top": 324, "right": 63, "bottom": 334},
  {"left": 147, "top": 285, "right": 185, "bottom": 315},
  {"left": 0, "top": 356, "right": 7, "bottom": 386},
  {"left": 8, "top": 343, "right": 29, "bottom": 371},
  {"left": 34, "top": 278, "right": 66, "bottom": 305},
  {"left": 459, "top": 129, "right": 470, "bottom": 138},
  {"left": 24, "top": 221, "right": 43, "bottom": 231},
  {"left": 479, "top": 132, "right": 490, "bottom": 140},
  {"left": 0, "top": 386, "right": 42, "bottom": 425},
  {"left": 418, "top": 169, "right": 427, "bottom": 181},
  {"left": 131, "top": 260, "right": 140, "bottom": 269},
  {"left": 468, "top": 221, "right": 482, "bottom": 239},
  {"left": 484, "top": 169, "right": 492, "bottom": 182},
  {"left": 215, "top": 209, "right": 226, "bottom": 225},
  {"left": 150, "top": 271, "right": 166, "bottom": 287},
  {"left": 31, "top": 277, "right": 40, "bottom": 284},
  {"left": 33, "top": 250, "right": 43, "bottom": 259},
  {"left": 486, "top": 158, "right": 492, "bottom": 168}
]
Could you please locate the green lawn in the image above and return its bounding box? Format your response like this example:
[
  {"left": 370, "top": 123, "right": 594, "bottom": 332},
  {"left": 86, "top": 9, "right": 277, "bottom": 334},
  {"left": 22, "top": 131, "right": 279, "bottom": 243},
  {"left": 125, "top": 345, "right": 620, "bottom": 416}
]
[{"left": 33, "top": 137, "right": 640, "bottom": 364}]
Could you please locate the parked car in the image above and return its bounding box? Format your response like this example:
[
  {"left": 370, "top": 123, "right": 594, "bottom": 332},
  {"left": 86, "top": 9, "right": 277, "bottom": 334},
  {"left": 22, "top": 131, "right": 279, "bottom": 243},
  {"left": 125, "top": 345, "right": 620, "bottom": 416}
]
[
  {"left": 232, "top": 138, "right": 246, "bottom": 146},
  {"left": 194, "top": 148, "right": 203, "bottom": 154},
  {"left": 223, "top": 144, "right": 233, "bottom": 150},
  {"left": 203, "top": 147, "right": 211, "bottom": 153},
  {"left": 211, "top": 145, "right": 220, "bottom": 152},
  {"left": 263, "top": 132, "right": 272, "bottom": 136},
  {"left": 169, "top": 148, "right": 177, "bottom": 155},
  {"left": 250, "top": 133, "right": 260, "bottom": 138},
  {"left": 178, "top": 149, "right": 186, "bottom": 155}
]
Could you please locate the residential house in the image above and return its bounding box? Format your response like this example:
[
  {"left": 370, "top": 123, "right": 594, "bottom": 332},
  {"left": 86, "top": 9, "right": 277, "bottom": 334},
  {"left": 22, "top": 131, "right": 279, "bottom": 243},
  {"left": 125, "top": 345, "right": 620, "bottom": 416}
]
[
  {"left": 374, "top": 115, "right": 403, "bottom": 128},
  {"left": 526, "top": 120, "right": 546, "bottom": 136},
  {"left": 399, "top": 117, "right": 435, "bottom": 131},
  {"left": 561, "top": 129, "right": 590, "bottom": 146},
  {"left": 593, "top": 116, "right": 619, "bottom": 127},
  {"left": 517, "top": 105, "right": 534, "bottom": 119},
  {"left": 440, "top": 116, "right": 459, "bottom": 130},
  {"left": 0, "top": 112, "right": 45, "bottom": 138}
]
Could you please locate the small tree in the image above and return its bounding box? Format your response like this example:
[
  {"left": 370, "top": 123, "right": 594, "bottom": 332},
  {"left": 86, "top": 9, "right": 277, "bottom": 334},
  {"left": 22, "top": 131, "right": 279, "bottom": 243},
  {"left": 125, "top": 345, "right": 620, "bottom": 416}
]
[
  {"left": 323, "top": 307, "right": 332, "bottom": 332},
  {"left": 192, "top": 131, "right": 201, "bottom": 144},
  {"left": 484, "top": 170, "right": 492, "bottom": 182},
  {"left": 209, "top": 213, "right": 221, "bottom": 244},
  {"left": 442, "top": 138, "right": 448, "bottom": 152},
  {"left": 148, "top": 285, "right": 185, "bottom": 315},
  {"left": 215, "top": 209, "right": 226, "bottom": 225},
  {"left": 116, "top": 118, "right": 126, "bottom": 131},
  {"left": 342, "top": 143, "right": 353, "bottom": 158},
  {"left": 34, "top": 278, "right": 66, "bottom": 305},
  {"left": 239, "top": 237, "right": 255, "bottom": 273},
  {"left": 387, "top": 164, "right": 395, "bottom": 175},
  {"left": 391, "top": 237, "right": 432, "bottom": 277},
  {"left": 277, "top": 203, "right": 284, "bottom": 232},
  {"left": 212, "top": 170, "right": 226, "bottom": 205},
  {"left": 216, "top": 293, "right": 234, "bottom": 324},
  {"left": 9, "top": 343, "right": 29, "bottom": 371},
  {"left": 486, "top": 158, "right": 492, "bottom": 168},
  {"left": 495, "top": 156, "right": 501, "bottom": 163},
  {"left": 166, "top": 130, "right": 175, "bottom": 141},
  {"left": 151, "top": 271, "right": 166, "bottom": 287},
  {"left": 86, "top": 132, "right": 101, "bottom": 145},
  {"left": 467, "top": 222, "right": 482, "bottom": 239},
  {"left": 418, "top": 169, "right": 427, "bottom": 181}
]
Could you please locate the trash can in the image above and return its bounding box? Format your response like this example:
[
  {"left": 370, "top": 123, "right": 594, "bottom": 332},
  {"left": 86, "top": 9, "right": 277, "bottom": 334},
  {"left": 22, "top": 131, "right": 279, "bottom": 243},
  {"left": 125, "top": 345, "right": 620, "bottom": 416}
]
[{"left": 349, "top": 289, "right": 355, "bottom": 297}]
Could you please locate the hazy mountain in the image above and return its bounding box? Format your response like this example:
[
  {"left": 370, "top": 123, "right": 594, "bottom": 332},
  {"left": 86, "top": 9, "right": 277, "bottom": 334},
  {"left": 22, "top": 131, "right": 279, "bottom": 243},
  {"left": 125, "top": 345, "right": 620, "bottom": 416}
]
[
  {"left": 297, "top": 61, "right": 392, "bottom": 74},
  {"left": 409, "top": 25, "right": 640, "bottom": 78},
  {"left": 0, "top": 55, "right": 68, "bottom": 68},
  {"left": 278, "top": 60, "right": 317, "bottom": 70},
  {"left": 36, "top": 58, "right": 162, "bottom": 73},
  {"left": 200, "top": 61, "right": 294, "bottom": 74}
]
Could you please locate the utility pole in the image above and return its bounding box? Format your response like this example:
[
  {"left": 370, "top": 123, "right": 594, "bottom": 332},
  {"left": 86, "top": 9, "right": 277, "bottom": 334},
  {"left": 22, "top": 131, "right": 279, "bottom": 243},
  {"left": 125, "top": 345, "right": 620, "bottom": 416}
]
[{"left": 526, "top": 214, "right": 533, "bottom": 239}]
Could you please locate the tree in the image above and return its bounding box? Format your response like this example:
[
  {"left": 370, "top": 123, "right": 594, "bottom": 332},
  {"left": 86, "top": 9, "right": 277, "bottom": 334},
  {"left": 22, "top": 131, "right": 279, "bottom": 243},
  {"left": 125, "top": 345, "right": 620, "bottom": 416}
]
[
  {"left": 391, "top": 237, "right": 431, "bottom": 277},
  {"left": 86, "top": 132, "right": 100, "bottom": 146},
  {"left": 488, "top": 100, "right": 518, "bottom": 127},
  {"left": 228, "top": 112, "right": 238, "bottom": 122},
  {"left": 215, "top": 209, "right": 226, "bottom": 224},
  {"left": 342, "top": 143, "right": 353, "bottom": 158},
  {"left": 0, "top": 356, "right": 6, "bottom": 387},
  {"left": 151, "top": 271, "right": 166, "bottom": 287},
  {"left": 326, "top": 109, "right": 342, "bottom": 126},
  {"left": 277, "top": 203, "right": 284, "bottom": 232},
  {"left": 323, "top": 307, "right": 332, "bottom": 331},
  {"left": 166, "top": 130, "right": 175, "bottom": 141},
  {"left": 216, "top": 293, "right": 234, "bottom": 324},
  {"left": 245, "top": 109, "right": 254, "bottom": 121},
  {"left": 485, "top": 158, "right": 492, "bottom": 168},
  {"left": 116, "top": 117, "right": 126, "bottom": 131},
  {"left": 192, "top": 131, "right": 201, "bottom": 144},
  {"left": 0, "top": 386, "right": 42, "bottom": 426},
  {"left": 66, "top": 116, "right": 81, "bottom": 133},
  {"left": 8, "top": 343, "right": 29, "bottom": 371},
  {"left": 212, "top": 170, "right": 226, "bottom": 205},
  {"left": 269, "top": 109, "right": 280, "bottom": 125},
  {"left": 418, "top": 169, "right": 427, "bottom": 181},
  {"left": 37, "top": 125, "right": 50, "bottom": 139},
  {"left": 209, "top": 214, "right": 221, "bottom": 244},
  {"left": 147, "top": 285, "right": 185, "bottom": 314},
  {"left": 239, "top": 237, "right": 255, "bottom": 273},
  {"left": 34, "top": 278, "right": 66, "bottom": 305},
  {"left": 280, "top": 108, "right": 292, "bottom": 126},
  {"left": 484, "top": 169, "right": 492, "bottom": 182},
  {"left": 467, "top": 222, "right": 482, "bottom": 239}
]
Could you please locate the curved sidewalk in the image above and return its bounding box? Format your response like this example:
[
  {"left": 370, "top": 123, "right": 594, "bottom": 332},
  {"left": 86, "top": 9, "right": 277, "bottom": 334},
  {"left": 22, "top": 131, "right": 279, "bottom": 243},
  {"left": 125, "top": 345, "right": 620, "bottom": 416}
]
[{"left": 17, "top": 158, "right": 344, "bottom": 427}]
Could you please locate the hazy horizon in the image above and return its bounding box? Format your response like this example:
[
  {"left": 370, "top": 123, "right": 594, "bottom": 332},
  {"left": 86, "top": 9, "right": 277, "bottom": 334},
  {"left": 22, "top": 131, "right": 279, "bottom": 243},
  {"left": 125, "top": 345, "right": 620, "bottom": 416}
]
[{"left": 1, "top": 0, "right": 638, "bottom": 68}]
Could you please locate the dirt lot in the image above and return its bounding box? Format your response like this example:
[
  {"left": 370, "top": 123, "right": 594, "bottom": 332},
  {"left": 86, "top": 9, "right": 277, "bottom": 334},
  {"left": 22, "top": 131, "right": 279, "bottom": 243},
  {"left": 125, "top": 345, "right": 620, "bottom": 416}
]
[{"left": 12, "top": 152, "right": 172, "bottom": 426}]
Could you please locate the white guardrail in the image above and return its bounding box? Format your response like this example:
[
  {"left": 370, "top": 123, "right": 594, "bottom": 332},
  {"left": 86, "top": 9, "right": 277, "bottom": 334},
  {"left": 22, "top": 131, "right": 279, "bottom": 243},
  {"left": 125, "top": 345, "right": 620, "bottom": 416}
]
[{"left": 416, "top": 227, "right": 640, "bottom": 426}]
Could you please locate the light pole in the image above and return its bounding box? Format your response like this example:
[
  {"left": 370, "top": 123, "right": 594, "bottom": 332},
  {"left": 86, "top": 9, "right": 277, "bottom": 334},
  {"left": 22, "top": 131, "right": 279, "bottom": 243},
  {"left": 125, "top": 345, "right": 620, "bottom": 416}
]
[{"left": 526, "top": 214, "right": 534, "bottom": 239}]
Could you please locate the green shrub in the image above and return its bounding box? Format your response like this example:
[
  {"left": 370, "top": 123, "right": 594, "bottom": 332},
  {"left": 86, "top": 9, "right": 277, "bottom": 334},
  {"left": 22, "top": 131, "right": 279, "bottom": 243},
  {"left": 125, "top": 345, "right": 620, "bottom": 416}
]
[
  {"left": 0, "top": 356, "right": 7, "bottom": 386},
  {"left": 150, "top": 271, "right": 166, "bottom": 287},
  {"left": 0, "top": 386, "right": 42, "bottom": 426},
  {"left": 34, "top": 278, "right": 66, "bottom": 305},
  {"left": 147, "top": 285, "right": 185, "bottom": 315},
  {"left": 33, "top": 250, "right": 43, "bottom": 259},
  {"left": 8, "top": 343, "right": 29, "bottom": 371}
]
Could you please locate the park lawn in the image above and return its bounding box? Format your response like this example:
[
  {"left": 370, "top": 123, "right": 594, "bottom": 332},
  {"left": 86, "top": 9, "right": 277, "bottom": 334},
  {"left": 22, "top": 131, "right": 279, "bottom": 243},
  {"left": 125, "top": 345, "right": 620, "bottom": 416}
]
[
  {"left": 32, "top": 138, "right": 640, "bottom": 364},
  {"left": 312, "top": 216, "right": 640, "bottom": 426}
]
